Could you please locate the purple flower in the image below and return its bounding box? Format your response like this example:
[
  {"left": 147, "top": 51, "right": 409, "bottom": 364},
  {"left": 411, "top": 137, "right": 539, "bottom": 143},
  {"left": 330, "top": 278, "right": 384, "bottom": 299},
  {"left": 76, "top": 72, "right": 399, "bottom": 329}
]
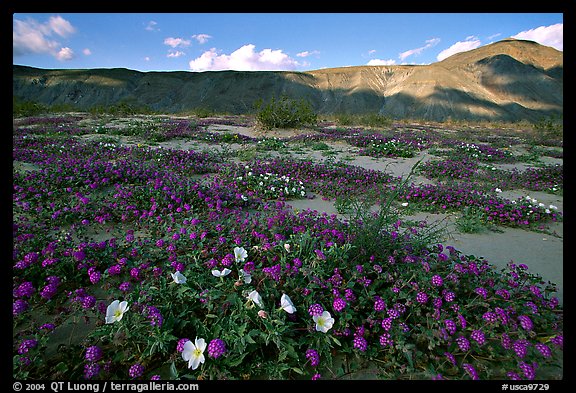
[
  {"left": 84, "top": 363, "right": 101, "bottom": 379},
  {"left": 550, "top": 335, "right": 563, "bottom": 349},
  {"left": 353, "top": 335, "right": 368, "bottom": 352},
  {"left": 474, "top": 287, "right": 488, "bottom": 299},
  {"left": 13, "top": 299, "right": 28, "bottom": 316},
  {"left": 506, "top": 372, "right": 522, "bottom": 380},
  {"left": 444, "top": 352, "right": 457, "bottom": 366},
  {"left": 416, "top": 291, "right": 428, "bottom": 304},
  {"left": 379, "top": 333, "right": 394, "bottom": 347},
  {"left": 311, "top": 373, "right": 321, "bottom": 380},
  {"left": 444, "top": 319, "right": 457, "bottom": 335},
  {"left": 456, "top": 336, "right": 470, "bottom": 352},
  {"left": 381, "top": 317, "right": 393, "bottom": 331},
  {"left": 519, "top": 362, "right": 536, "bottom": 380},
  {"left": 535, "top": 343, "right": 552, "bottom": 358},
  {"left": 431, "top": 275, "right": 443, "bottom": 286},
  {"left": 513, "top": 339, "right": 529, "bottom": 359},
  {"left": 501, "top": 333, "right": 512, "bottom": 350},
  {"left": 482, "top": 312, "right": 497, "bottom": 323},
  {"left": 18, "top": 339, "right": 38, "bottom": 354},
  {"left": 308, "top": 303, "right": 324, "bottom": 317},
  {"left": 518, "top": 315, "right": 533, "bottom": 331},
  {"left": 462, "top": 363, "right": 479, "bottom": 380},
  {"left": 306, "top": 349, "right": 320, "bottom": 367},
  {"left": 471, "top": 330, "right": 485, "bottom": 346},
  {"left": 177, "top": 338, "right": 190, "bottom": 352},
  {"left": 207, "top": 338, "right": 227, "bottom": 359},
  {"left": 373, "top": 296, "right": 386, "bottom": 312},
  {"left": 332, "top": 297, "right": 346, "bottom": 312},
  {"left": 129, "top": 363, "right": 145, "bottom": 379},
  {"left": 14, "top": 281, "right": 35, "bottom": 298},
  {"left": 85, "top": 346, "right": 103, "bottom": 362}
]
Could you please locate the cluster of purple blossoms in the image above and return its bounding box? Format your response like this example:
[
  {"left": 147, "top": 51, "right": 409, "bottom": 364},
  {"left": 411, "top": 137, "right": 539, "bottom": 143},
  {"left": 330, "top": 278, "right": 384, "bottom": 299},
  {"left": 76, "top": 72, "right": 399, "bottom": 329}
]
[
  {"left": 431, "top": 274, "right": 443, "bottom": 287},
  {"left": 518, "top": 315, "right": 534, "bottom": 331},
  {"left": 85, "top": 345, "right": 103, "bottom": 362},
  {"left": 207, "top": 338, "right": 227, "bottom": 359},
  {"left": 416, "top": 291, "right": 428, "bottom": 304},
  {"left": 445, "top": 319, "right": 457, "bottom": 335},
  {"left": 13, "top": 299, "right": 28, "bottom": 316},
  {"left": 145, "top": 306, "right": 163, "bottom": 327},
  {"left": 535, "top": 343, "right": 552, "bottom": 358},
  {"left": 379, "top": 333, "right": 394, "bottom": 347},
  {"left": 474, "top": 287, "right": 488, "bottom": 299},
  {"left": 456, "top": 336, "right": 470, "bottom": 352},
  {"left": 332, "top": 297, "right": 347, "bottom": 312},
  {"left": 444, "top": 352, "right": 457, "bottom": 366},
  {"left": 462, "top": 363, "right": 479, "bottom": 380},
  {"left": 305, "top": 349, "right": 320, "bottom": 367},
  {"left": 471, "top": 330, "right": 485, "bottom": 346},
  {"left": 129, "top": 363, "right": 145, "bottom": 379},
  {"left": 373, "top": 296, "right": 386, "bottom": 312},
  {"left": 84, "top": 363, "right": 101, "bottom": 379},
  {"left": 381, "top": 317, "right": 393, "bottom": 331},
  {"left": 353, "top": 335, "right": 368, "bottom": 352},
  {"left": 308, "top": 303, "right": 324, "bottom": 317},
  {"left": 40, "top": 276, "right": 60, "bottom": 300},
  {"left": 262, "top": 264, "right": 282, "bottom": 281},
  {"left": 88, "top": 267, "right": 101, "bottom": 284},
  {"left": 513, "top": 339, "right": 530, "bottom": 358},
  {"left": 176, "top": 338, "right": 190, "bottom": 352},
  {"left": 18, "top": 339, "right": 38, "bottom": 354},
  {"left": 519, "top": 362, "right": 537, "bottom": 380},
  {"left": 482, "top": 312, "right": 497, "bottom": 323},
  {"left": 14, "top": 281, "right": 35, "bottom": 298}
]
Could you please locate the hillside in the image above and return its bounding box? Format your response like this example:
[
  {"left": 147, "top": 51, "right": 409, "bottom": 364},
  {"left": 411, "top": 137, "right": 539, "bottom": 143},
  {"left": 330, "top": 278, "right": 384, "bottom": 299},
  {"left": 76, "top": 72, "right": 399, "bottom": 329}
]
[{"left": 12, "top": 38, "right": 562, "bottom": 122}]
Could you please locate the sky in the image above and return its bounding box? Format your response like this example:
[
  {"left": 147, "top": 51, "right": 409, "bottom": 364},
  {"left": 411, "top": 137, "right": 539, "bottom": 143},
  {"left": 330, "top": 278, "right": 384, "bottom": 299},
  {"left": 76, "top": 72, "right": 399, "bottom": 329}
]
[{"left": 12, "top": 13, "right": 563, "bottom": 73}]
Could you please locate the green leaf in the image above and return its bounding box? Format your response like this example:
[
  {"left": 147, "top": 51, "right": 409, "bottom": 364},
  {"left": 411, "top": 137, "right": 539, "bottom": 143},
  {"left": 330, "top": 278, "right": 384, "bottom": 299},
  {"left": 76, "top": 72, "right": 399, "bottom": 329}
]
[
  {"left": 330, "top": 336, "right": 342, "bottom": 346},
  {"left": 291, "top": 367, "right": 304, "bottom": 375},
  {"left": 205, "top": 314, "right": 218, "bottom": 319},
  {"left": 169, "top": 362, "right": 179, "bottom": 379}
]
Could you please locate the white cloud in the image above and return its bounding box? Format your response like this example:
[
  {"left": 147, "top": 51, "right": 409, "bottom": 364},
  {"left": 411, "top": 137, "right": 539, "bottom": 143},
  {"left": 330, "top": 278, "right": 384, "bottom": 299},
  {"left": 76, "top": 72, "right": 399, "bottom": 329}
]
[
  {"left": 164, "top": 37, "right": 191, "bottom": 48},
  {"left": 82, "top": 48, "right": 92, "bottom": 56},
  {"left": 436, "top": 36, "right": 482, "bottom": 61},
  {"left": 167, "top": 50, "right": 186, "bottom": 58},
  {"left": 189, "top": 44, "right": 301, "bottom": 71},
  {"left": 297, "top": 50, "right": 320, "bottom": 58},
  {"left": 367, "top": 58, "right": 396, "bottom": 66},
  {"left": 192, "top": 34, "right": 212, "bottom": 44},
  {"left": 399, "top": 37, "right": 440, "bottom": 61},
  {"left": 13, "top": 15, "right": 77, "bottom": 60},
  {"left": 487, "top": 33, "right": 502, "bottom": 40},
  {"left": 56, "top": 47, "right": 74, "bottom": 61},
  {"left": 368, "top": 49, "right": 377, "bottom": 56},
  {"left": 512, "top": 23, "right": 563, "bottom": 51},
  {"left": 144, "top": 56, "right": 151, "bottom": 62},
  {"left": 145, "top": 21, "right": 159, "bottom": 31}
]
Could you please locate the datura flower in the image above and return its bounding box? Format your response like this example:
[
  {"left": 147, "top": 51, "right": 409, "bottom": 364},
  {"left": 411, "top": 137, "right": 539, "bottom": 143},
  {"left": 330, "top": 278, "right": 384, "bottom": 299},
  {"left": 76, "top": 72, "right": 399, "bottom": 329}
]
[
  {"left": 234, "top": 247, "right": 248, "bottom": 263},
  {"left": 280, "top": 293, "right": 296, "bottom": 314},
  {"left": 240, "top": 269, "right": 252, "bottom": 284},
  {"left": 105, "top": 300, "right": 129, "bottom": 324},
  {"left": 211, "top": 268, "right": 231, "bottom": 277},
  {"left": 182, "top": 337, "right": 206, "bottom": 370},
  {"left": 247, "top": 290, "right": 264, "bottom": 308},
  {"left": 171, "top": 271, "right": 187, "bottom": 284},
  {"left": 313, "top": 311, "right": 335, "bottom": 333}
]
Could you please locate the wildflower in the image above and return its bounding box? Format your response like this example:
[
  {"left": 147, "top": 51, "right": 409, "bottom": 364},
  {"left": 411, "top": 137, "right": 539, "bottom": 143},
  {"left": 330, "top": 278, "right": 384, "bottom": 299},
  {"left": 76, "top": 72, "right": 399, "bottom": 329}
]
[
  {"left": 456, "top": 336, "right": 470, "bottom": 352},
  {"left": 332, "top": 297, "right": 346, "bottom": 312},
  {"left": 513, "top": 339, "right": 529, "bottom": 359},
  {"left": 258, "top": 310, "right": 268, "bottom": 319},
  {"left": 471, "top": 330, "right": 485, "bottom": 346},
  {"left": 313, "top": 311, "right": 335, "bottom": 333},
  {"left": 381, "top": 317, "right": 393, "bottom": 331},
  {"left": 518, "top": 315, "right": 533, "bottom": 331},
  {"left": 84, "top": 363, "right": 101, "bottom": 379},
  {"left": 85, "top": 346, "right": 103, "bottom": 362},
  {"left": 519, "top": 362, "right": 536, "bottom": 380},
  {"left": 431, "top": 275, "right": 443, "bottom": 287},
  {"left": 177, "top": 338, "right": 190, "bottom": 352},
  {"left": 18, "top": 339, "right": 38, "bottom": 354},
  {"left": 373, "top": 296, "right": 386, "bottom": 312},
  {"left": 379, "top": 333, "right": 394, "bottom": 347},
  {"left": 444, "top": 319, "right": 457, "bottom": 335},
  {"left": 182, "top": 337, "right": 207, "bottom": 370},
  {"left": 353, "top": 335, "right": 368, "bottom": 352},
  {"left": 129, "top": 363, "right": 145, "bottom": 379},
  {"left": 462, "top": 363, "right": 479, "bottom": 380},
  {"left": 211, "top": 268, "right": 231, "bottom": 277},
  {"left": 171, "top": 271, "right": 187, "bottom": 284},
  {"left": 535, "top": 343, "right": 552, "bottom": 358},
  {"left": 308, "top": 303, "right": 324, "bottom": 317},
  {"left": 280, "top": 293, "right": 296, "bottom": 314},
  {"left": 416, "top": 291, "right": 428, "bottom": 304},
  {"left": 207, "top": 338, "right": 227, "bottom": 359},
  {"left": 306, "top": 349, "right": 320, "bottom": 367},
  {"left": 234, "top": 247, "right": 248, "bottom": 263},
  {"left": 482, "top": 312, "right": 497, "bottom": 324},
  {"left": 247, "top": 290, "right": 264, "bottom": 308},
  {"left": 444, "top": 352, "right": 457, "bottom": 366},
  {"left": 105, "top": 300, "right": 129, "bottom": 324},
  {"left": 13, "top": 299, "right": 28, "bottom": 316},
  {"left": 239, "top": 269, "right": 252, "bottom": 284},
  {"left": 312, "top": 373, "right": 321, "bottom": 380}
]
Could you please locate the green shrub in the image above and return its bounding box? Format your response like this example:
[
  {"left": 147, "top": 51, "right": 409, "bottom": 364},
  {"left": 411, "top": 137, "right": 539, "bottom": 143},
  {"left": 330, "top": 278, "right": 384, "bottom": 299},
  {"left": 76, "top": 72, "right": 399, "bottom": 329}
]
[{"left": 254, "top": 95, "right": 317, "bottom": 129}]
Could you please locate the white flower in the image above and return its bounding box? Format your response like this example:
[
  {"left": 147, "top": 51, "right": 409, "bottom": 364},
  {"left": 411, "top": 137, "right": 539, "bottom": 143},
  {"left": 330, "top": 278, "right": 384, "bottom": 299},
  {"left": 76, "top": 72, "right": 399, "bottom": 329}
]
[
  {"left": 234, "top": 247, "right": 248, "bottom": 263},
  {"left": 313, "top": 311, "right": 334, "bottom": 333},
  {"left": 171, "top": 271, "right": 187, "bottom": 284},
  {"left": 247, "top": 290, "right": 264, "bottom": 308},
  {"left": 182, "top": 337, "right": 206, "bottom": 370},
  {"left": 280, "top": 293, "right": 296, "bottom": 314},
  {"left": 241, "top": 194, "right": 248, "bottom": 201},
  {"left": 211, "top": 268, "right": 231, "bottom": 277},
  {"left": 105, "top": 300, "right": 129, "bottom": 324},
  {"left": 284, "top": 243, "right": 291, "bottom": 252},
  {"left": 401, "top": 202, "right": 409, "bottom": 207},
  {"left": 549, "top": 205, "right": 558, "bottom": 210},
  {"left": 240, "top": 269, "right": 252, "bottom": 284},
  {"left": 495, "top": 188, "right": 502, "bottom": 193}
]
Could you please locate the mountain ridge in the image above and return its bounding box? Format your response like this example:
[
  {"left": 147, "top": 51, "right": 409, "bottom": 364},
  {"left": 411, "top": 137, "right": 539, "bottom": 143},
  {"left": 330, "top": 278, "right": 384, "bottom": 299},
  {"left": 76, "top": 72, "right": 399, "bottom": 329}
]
[{"left": 12, "top": 38, "right": 563, "bottom": 122}]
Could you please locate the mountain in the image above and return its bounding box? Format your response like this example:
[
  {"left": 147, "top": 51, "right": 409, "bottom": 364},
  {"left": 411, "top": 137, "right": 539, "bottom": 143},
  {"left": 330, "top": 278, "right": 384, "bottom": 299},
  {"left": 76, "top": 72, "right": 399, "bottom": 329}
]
[{"left": 12, "top": 38, "right": 562, "bottom": 122}]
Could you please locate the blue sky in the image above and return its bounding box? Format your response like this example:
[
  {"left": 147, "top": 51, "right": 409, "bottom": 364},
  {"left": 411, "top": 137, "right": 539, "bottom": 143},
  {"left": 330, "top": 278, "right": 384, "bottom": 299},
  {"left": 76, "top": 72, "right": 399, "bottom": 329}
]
[{"left": 13, "top": 13, "right": 563, "bottom": 72}]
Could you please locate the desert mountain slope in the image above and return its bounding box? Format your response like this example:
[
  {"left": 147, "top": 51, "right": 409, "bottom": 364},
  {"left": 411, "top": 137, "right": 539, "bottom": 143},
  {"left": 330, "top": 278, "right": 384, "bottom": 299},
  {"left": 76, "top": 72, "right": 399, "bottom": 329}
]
[{"left": 13, "top": 38, "right": 562, "bottom": 122}]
